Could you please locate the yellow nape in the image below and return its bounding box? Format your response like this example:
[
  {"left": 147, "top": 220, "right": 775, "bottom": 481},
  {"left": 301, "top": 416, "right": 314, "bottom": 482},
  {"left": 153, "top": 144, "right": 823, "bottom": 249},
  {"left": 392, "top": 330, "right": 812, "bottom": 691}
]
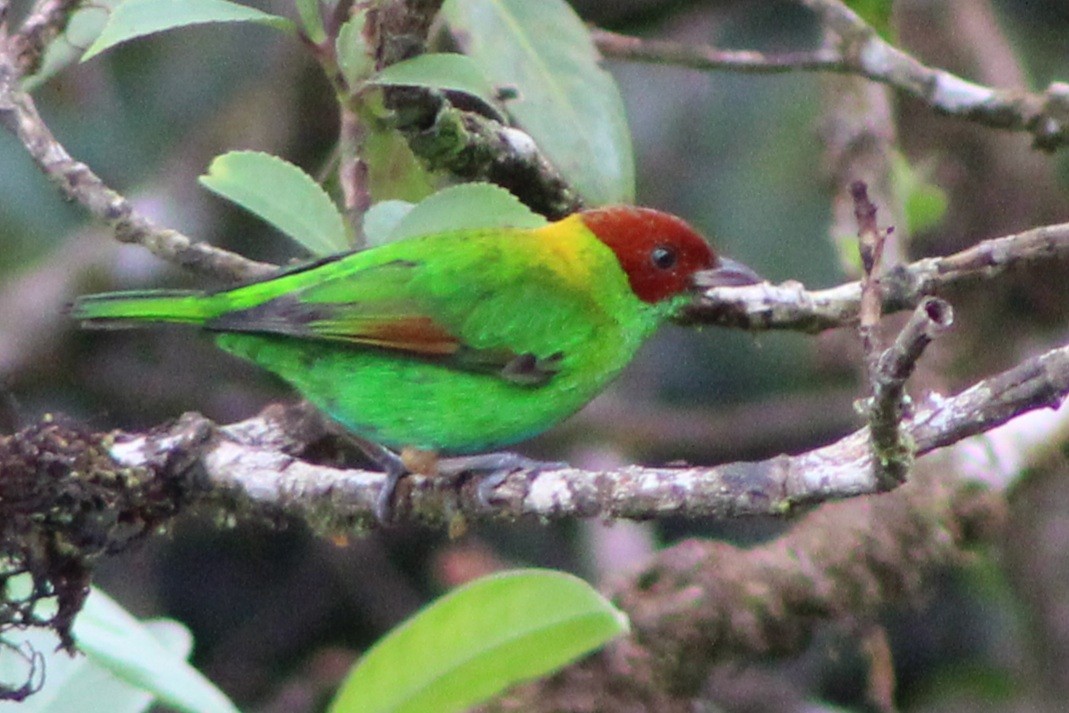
[{"left": 530, "top": 214, "right": 606, "bottom": 287}]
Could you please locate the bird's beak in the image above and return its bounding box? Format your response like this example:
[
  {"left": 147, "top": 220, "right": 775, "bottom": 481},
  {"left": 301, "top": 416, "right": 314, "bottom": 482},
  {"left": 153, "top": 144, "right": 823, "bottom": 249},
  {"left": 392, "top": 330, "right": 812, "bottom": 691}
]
[{"left": 692, "top": 257, "right": 764, "bottom": 290}]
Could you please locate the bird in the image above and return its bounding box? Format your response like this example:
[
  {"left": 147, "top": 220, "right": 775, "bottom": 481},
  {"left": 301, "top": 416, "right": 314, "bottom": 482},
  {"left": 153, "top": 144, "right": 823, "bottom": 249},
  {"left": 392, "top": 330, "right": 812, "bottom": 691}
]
[{"left": 70, "top": 205, "right": 761, "bottom": 522}]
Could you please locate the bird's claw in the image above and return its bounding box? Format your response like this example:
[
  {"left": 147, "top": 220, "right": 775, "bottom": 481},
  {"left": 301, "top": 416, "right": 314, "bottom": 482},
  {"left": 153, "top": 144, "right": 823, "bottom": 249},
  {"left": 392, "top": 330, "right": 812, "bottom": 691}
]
[
  {"left": 364, "top": 444, "right": 568, "bottom": 523},
  {"left": 374, "top": 464, "right": 407, "bottom": 525},
  {"left": 437, "top": 454, "right": 568, "bottom": 508}
]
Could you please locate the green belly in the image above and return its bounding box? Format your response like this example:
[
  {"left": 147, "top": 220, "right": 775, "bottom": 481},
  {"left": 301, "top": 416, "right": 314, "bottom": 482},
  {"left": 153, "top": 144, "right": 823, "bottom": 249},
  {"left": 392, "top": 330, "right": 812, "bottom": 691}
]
[{"left": 215, "top": 333, "right": 610, "bottom": 454}]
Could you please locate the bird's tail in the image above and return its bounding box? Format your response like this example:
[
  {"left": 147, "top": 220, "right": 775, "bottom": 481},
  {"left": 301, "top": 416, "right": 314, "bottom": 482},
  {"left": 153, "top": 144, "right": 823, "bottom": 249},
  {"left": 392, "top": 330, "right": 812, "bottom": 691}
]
[{"left": 68, "top": 289, "right": 221, "bottom": 329}]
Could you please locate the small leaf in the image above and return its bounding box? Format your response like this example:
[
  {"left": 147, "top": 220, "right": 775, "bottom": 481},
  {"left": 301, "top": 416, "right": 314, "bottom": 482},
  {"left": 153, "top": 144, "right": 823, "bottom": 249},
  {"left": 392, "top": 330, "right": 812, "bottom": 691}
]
[
  {"left": 892, "top": 152, "right": 947, "bottom": 235},
  {"left": 296, "top": 0, "right": 326, "bottom": 44},
  {"left": 904, "top": 182, "right": 948, "bottom": 235},
  {"left": 364, "top": 128, "right": 438, "bottom": 204},
  {"left": 336, "top": 11, "right": 373, "bottom": 90},
  {"left": 364, "top": 200, "right": 415, "bottom": 246},
  {"left": 387, "top": 183, "right": 547, "bottom": 243},
  {"left": 441, "top": 0, "right": 635, "bottom": 205},
  {"left": 328, "top": 569, "right": 628, "bottom": 713},
  {"left": 23, "top": 0, "right": 122, "bottom": 90},
  {"left": 82, "top": 0, "right": 294, "bottom": 61},
  {"left": 370, "top": 54, "right": 500, "bottom": 113},
  {"left": 200, "top": 151, "right": 350, "bottom": 256}
]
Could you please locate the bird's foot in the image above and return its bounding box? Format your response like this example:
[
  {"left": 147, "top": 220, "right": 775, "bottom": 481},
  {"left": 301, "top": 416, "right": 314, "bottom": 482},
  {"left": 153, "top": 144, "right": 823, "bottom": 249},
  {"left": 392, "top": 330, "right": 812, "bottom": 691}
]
[
  {"left": 348, "top": 437, "right": 567, "bottom": 523},
  {"left": 437, "top": 453, "right": 569, "bottom": 508},
  {"left": 343, "top": 436, "right": 409, "bottom": 525}
]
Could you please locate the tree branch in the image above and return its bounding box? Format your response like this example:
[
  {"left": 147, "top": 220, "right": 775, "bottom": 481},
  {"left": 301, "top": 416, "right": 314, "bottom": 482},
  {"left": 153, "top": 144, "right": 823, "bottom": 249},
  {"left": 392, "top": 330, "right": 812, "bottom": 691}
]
[
  {"left": 682, "top": 221, "right": 1069, "bottom": 331},
  {"left": 75, "top": 337, "right": 1068, "bottom": 530},
  {"left": 383, "top": 87, "right": 583, "bottom": 220},
  {"left": 594, "top": 0, "right": 1069, "bottom": 151},
  {"left": 370, "top": 0, "right": 582, "bottom": 218},
  {"left": 10, "top": 336, "right": 1056, "bottom": 702}
]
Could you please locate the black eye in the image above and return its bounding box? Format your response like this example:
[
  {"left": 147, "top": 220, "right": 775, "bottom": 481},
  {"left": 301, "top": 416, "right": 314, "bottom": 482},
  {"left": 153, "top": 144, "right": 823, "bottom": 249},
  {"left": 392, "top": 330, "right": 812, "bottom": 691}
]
[{"left": 650, "top": 245, "right": 677, "bottom": 270}]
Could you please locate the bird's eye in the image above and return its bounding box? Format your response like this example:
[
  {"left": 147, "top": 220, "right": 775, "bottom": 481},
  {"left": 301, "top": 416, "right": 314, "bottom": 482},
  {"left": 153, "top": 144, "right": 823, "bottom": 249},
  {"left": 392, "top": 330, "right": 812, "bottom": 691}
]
[{"left": 650, "top": 245, "right": 677, "bottom": 270}]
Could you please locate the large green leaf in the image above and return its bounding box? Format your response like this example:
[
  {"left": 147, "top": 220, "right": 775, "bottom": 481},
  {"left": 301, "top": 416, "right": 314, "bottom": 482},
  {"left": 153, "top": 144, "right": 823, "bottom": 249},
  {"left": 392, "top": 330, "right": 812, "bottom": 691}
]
[
  {"left": 82, "top": 0, "right": 294, "bottom": 60},
  {"left": 0, "top": 588, "right": 237, "bottom": 713},
  {"left": 441, "top": 0, "right": 635, "bottom": 205},
  {"left": 200, "top": 151, "right": 350, "bottom": 256},
  {"left": 328, "top": 569, "right": 629, "bottom": 713},
  {"left": 385, "top": 183, "right": 547, "bottom": 243}
]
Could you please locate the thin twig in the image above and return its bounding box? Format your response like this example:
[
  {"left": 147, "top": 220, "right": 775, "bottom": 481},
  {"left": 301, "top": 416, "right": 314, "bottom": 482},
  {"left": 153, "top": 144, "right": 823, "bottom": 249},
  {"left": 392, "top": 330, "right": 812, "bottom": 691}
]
[
  {"left": 591, "top": 28, "right": 842, "bottom": 73},
  {"left": 850, "top": 180, "right": 927, "bottom": 491},
  {"left": 852, "top": 180, "right": 887, "bottom": 361},
  {"left": 868, "top": 297, "right": 954, "bottom": 487}
]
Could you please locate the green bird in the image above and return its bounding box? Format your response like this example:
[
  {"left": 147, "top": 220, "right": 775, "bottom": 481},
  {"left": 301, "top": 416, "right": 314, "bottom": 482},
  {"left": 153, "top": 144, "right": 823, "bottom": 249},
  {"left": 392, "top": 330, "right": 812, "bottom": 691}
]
[{"left": 71, "top": 206, "right": 760, "bottom": 520}]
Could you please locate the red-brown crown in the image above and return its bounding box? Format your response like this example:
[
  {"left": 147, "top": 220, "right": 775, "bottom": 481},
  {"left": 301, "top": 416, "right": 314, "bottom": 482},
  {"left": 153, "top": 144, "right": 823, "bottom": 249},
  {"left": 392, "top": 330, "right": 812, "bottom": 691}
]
[{"left": 579, "top": 206, "right": 717, "bottom": 303}]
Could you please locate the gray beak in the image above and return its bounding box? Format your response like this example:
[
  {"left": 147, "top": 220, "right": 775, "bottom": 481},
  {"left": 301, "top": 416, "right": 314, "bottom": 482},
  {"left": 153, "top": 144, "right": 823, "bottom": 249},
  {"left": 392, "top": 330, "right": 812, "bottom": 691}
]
[{"left": 693, "top": 257, "right": 764, "bottom": 289}]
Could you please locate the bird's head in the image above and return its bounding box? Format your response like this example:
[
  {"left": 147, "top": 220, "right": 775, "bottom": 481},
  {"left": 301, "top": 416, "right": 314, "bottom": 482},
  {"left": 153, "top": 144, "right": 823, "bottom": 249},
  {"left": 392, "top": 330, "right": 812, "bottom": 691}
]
[{"left": 579, "top": 206, "right": 761, "bottom": 303}]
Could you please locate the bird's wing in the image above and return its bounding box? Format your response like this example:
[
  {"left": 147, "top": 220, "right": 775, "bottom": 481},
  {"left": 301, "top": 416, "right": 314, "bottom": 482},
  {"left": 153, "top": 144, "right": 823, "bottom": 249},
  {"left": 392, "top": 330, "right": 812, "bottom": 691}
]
[{"left": 206, "top": 258, "right": 569, "bottom": 386}]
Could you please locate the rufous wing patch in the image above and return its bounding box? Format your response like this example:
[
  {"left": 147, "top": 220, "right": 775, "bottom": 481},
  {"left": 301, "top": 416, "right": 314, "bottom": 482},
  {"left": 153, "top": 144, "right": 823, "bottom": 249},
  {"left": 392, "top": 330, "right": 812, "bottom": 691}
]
[{"left": 318, "top": 315, "right": 461, "bottom": 355}]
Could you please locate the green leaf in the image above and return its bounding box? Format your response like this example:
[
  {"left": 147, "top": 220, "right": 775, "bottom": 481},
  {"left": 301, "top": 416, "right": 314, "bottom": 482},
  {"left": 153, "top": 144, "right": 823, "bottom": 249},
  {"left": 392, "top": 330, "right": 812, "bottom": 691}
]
[
  {"left": 200, "top": 151, "right": 350, "bottom": 256},
  {"left": 296, "top": 0, "right": 326, "bottom": 44},
  {"left": 82, "top": 0, "right": 295, "bottom": 61},
  {"left": 74, "top": 589, "right": 239, "bottom": 713},
  {"left": 892, "top": 152, "right": 947, "bottom": 235},
  {"left": 845, "top": 0, "right": 895, "bottom": 41},
  {"left": 336, "top": 11, "right": 373, "bottom": 90},
  {"left": 370, "top": 54, "right": 501, "bottom": 117},
  {"left": 329, "top": 569, "right": 628, "bottom": 713},
  {"left": 364, "top": 200, "right": 415, "bottom": 246},
  {"left": 903, "top": 182, "right": 948, "bottom": 235},
  {"left": 441, "top": 0, "right": 635, "bottom": 205},
  {"left": 22, "top": 0, "right": 123, "bottom": 91},
  {"left": 386, "top": 183, "right": 547, "bottom": 243},
  {"left": 364, "top": 128, "right": 438, "bottom": 204},
  {"left": 0, "top": 587, "right": 237, "bottom": 713}
]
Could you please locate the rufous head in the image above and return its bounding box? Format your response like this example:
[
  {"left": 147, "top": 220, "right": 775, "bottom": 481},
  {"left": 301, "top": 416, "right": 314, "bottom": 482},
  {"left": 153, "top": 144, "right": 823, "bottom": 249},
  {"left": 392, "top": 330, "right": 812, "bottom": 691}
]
[{"left": 579, "top": 206, "right": 760, "bottom": 303}]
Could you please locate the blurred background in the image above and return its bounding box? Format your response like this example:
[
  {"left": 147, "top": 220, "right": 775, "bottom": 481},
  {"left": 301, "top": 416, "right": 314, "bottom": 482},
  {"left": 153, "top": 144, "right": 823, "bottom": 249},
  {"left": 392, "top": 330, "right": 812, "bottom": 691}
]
[{"left": 2, "top": 0, "right": 1068, "bottom": 710}]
